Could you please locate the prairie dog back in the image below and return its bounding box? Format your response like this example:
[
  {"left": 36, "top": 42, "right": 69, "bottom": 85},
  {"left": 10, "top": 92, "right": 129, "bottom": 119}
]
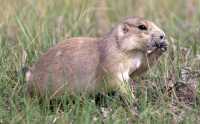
[{"left": 28, "top": 38, "right": 101, "bottom": 96}]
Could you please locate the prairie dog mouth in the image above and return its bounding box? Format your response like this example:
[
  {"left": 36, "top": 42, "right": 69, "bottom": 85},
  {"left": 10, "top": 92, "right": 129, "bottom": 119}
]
[
  {"left": 153, "top": 41, "right": 167, "bottom": 51},
  {"left": 147, "top": 39, "right": 168, "bottom": 53}
]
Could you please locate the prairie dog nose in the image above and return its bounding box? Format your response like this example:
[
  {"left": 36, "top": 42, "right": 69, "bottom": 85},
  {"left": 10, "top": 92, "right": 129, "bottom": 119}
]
[
  {"left": 150, "top": 22, "right": 165, "bottom": 41},
  {"left": 152, "top": 31, "right": 165, "bottom": 40},
  {"left": 159, "top": 31, "right": 166, "bottom": 41},
  {"left": 159, "top": 33, "right": 165, "bottom": 40}
]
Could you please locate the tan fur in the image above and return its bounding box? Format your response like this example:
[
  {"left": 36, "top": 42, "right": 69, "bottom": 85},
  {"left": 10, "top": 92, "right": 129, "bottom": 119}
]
[{"left": 27, "top": 17, "right": 167, "bottom": 100}]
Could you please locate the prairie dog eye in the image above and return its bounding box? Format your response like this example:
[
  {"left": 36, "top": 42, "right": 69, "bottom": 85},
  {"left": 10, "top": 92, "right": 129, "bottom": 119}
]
[{"left": 138, "top": 24, "right": 147, "bottom": 30}]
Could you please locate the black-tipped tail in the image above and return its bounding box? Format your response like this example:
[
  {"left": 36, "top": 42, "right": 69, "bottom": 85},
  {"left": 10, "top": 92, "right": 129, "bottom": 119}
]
[
  {"left": 21, "top": 66, "right": 29, "bottom": 76},
  {"left": 17, "top": 66, "right": 30, "bottom": 82}
]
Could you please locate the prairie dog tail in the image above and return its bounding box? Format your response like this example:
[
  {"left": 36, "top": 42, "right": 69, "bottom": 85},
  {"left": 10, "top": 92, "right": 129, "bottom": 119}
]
[
  {"left": 21, "top": 66, "right": 32, "bottom": 82},
  {"left": 21, "top": 66, "right": 35, "bottom": 96},
  {"left": 25, "top": 70, "right": 32, "bottom": 82}
]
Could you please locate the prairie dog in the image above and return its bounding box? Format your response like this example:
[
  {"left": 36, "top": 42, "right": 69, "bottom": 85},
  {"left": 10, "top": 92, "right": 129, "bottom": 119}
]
[{"left": 26, "top": 17, "right": 167, "bottom": 100}]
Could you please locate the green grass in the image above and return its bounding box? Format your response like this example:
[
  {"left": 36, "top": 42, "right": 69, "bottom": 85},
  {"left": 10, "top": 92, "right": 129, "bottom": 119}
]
[{"left": 0, "top": 0, "right": 200, "bottom": 123}]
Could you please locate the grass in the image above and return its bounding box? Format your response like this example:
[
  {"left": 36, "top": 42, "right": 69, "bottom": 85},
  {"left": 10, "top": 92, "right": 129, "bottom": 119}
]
[{"left": 0, "top": 0, "right": 200, "bottom": 123}]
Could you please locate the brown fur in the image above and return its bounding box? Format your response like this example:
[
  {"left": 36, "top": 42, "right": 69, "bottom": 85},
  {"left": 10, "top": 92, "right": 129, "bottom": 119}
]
[{"left": 27, "top": 17, "right": 167, "bottom": 100}]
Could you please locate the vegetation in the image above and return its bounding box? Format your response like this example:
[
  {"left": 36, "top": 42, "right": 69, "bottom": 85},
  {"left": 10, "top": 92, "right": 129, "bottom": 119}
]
[{"left": 0, "top": 0, "right": 200, "bottom": 123}]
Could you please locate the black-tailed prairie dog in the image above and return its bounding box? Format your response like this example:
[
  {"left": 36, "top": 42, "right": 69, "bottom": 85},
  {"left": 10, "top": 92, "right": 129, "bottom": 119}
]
[{"left": 26, "top": 17, "right": 167, "bottom": 101}]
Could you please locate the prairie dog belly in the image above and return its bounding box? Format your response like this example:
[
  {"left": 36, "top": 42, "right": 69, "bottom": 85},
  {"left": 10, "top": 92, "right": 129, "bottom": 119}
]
[
  {"left": 128, "top": 52, "right": 144, "bottom": 75},
  {"left": 114, "top": 52, "right": 144, "bottom": 89}
]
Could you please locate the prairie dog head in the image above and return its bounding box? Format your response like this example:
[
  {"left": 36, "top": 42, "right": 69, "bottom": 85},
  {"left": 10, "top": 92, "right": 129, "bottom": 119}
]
[{"left": 112, "top": 17, "right": 166, "bottom": 53}]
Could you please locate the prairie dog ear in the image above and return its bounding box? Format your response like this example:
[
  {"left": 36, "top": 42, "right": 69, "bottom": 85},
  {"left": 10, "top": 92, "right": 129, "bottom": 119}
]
[{"left": 117, "top": 23, "right": 131, "bottom": 37}]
